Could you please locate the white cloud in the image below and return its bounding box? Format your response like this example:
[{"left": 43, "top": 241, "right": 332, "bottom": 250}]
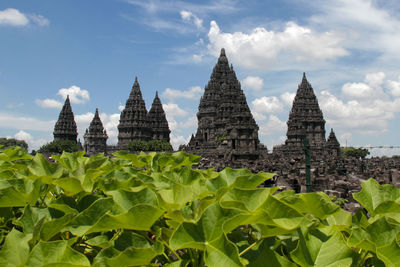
[
  {"left": 280, "top": 92, "right": 296, "bottom": 107},
  {"left": 0, "top": 8, "right": 29, "bottom": 26},
  {"left": 0, "top": 113, "right": 54, "bottom": 132},
  {"left": 341, "top": 82, "right": 373, "bottom": 99},
  {"left": 259, "top": 115, "right": 286, "bottom": 136},
  {"left": 252, "top": 96, "right": 284, "bottom": 114},
  {"left": 387, "top": 77, "right": 400, "bottom": 97},
  {"left": 58, "top": 85, "right": 90, "bottom": 104},
  {"left": 242, "top": 76, "right": 264, "bottom": 92},
  {"left": 29, "top": 14, "right": 50, "bottom": 26},
  {"left": 252, "top": 111, "right": 267, "bottom": 122},
  {"left": 162, "top": 103, "right": 188, "bottom": 118},
  {"left": 170, "top": 134, "right": 190, "bottom": 150},
  {"left": 192, "top": 54, "right": 203, "bottom": 63},
  {"left": 118, "top": 105, "right": 125, "bottom": 111},
  {"left": 14, "top": 130, "right": 48, "bottom": 151},
  {"left": 207, "top": 20, "right": 348, "bottom": 70},
  {"left": 0, "top": 8, "right": 49, "bottom": 27},
  {"left": 180, "top": 10, "right": 203, "bottom": 29},
  {"left": 308, "top": 0, "right": 400, "bottom": 60},
  {"left": 365, "top": 72, "right": 386, "bottom": 88},
  {"left": 35, "top": 98, "right": 63, "bottom": 109},
  {"left": 319, "top": 90, "right": 396, "bottom": 135},
  {"left": 100, "top": 113, "right": 120, "bottom": 145},
  {"left": 162, "top": 86, "right": 202, "bottom": 100}
]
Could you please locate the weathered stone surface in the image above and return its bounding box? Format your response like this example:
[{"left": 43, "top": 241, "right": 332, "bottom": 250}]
[
  {"left": 147, "top": 91, "right": 170, "bottom": 141},
  {"left": 118, "top": 77, "right": 151, "bottom": 149},
  {"left": 185, "top": 48, "right": 264, "bottom": 160},
  {"left": 84, "top": 108, "right": 108, "bottom": 155},
  {"left": 53, "top": 95, "right": 78, "bottom": 142},
  {"left": 273, "top": 73, "right": 339, "bottom": 159}
]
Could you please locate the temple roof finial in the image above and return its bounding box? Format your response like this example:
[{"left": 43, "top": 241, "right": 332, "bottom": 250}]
[
  {"left": 155, "top": 91, "right": 159, "bottom": 98},
  {"left": 220, "top": 48, "right": 226, "bottom": 57}
]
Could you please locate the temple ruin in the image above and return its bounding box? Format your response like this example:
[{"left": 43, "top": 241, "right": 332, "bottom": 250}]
[
  {"left": 53, "top": 95, "right": 78, "bottom": 142},
  {"left": 53, "top": 77, "right": 171, "bottom": 154},
  {"left": 184, "top": 48, "right": 265, "bottom": 160}
]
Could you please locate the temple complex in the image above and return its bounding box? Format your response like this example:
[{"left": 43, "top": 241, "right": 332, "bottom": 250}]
[
  {"left": 273, "top": 73, "right": 339, "bottom": 158},
  {"left": 84, "top": 108, "right": 108, "bottom": 156},
  {"left": 53, "top": 95, "right": 78, "bottom": 142},
  {"left": 185, "top": 48, "right": 263, "bottom": 160}
]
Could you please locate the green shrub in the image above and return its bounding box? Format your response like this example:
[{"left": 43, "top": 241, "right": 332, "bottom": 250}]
[
  {"left": 0, "top": 137, "right": 28, "bottom": 150},
  {"left": 38, "top": 140, "right": 81, "bottom": 154},
  {"left": 128, "top": 140, "right": 172, "bottom": 152},
  {"left": 341, "top": 147, "right": 370, "bottom": 159}
]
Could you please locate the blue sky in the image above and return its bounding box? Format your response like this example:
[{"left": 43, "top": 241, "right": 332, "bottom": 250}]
[{"left": 1, "top": 0, "right": 400, "bottom": 156}]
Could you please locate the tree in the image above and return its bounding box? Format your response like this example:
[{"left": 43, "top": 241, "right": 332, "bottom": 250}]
[
  {"left": 341, "top": 147, "right": 370, "bottom": 159},
  {"left": 38, "top": 140, "right": 81, "bottom": 154},
  {"left": 0, "top": 137, "right": 28, "bottom": 150},
  {"left": 128, "top": 140, "right": 149, "bottom": 152}
]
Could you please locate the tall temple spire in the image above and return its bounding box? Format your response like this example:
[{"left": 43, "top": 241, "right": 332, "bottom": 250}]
[
  {"left": 84, "top": 108, "right": 108, "bottom": 155},
  {"left": 53, "top": 95, "right": 78, "bottom": 142},
  {"left": 117, "top": 76, "right": 150, "bottom": 149},
  {"left": 147, "top": 91, "right": 171, "bottom": 142},
  {"left": 274, "top": 73, "right": 326, "bottom": 157},
  {"left": 186, "top": 48, "right": 262, "bottom": 160}
]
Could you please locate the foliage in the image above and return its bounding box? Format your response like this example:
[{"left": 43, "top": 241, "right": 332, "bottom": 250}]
[
  {"left": 38, "top": 140, "right": 81, "bottom": 154},
  {"left": 0, "top": 146, "right": 400, "bottom": 266},
  {"left": 128, "top": 140, "right": 149, "bottom": 152},
  {"left": 148, "top": 140, "right": 173, "bottom": 151},
  {"left": 341, "top": 147, "right": 370, "bottom": 159},
  {"left": 0, "top": 137, "right": 28, "bottom": 150},
  {"left": 128, "top": 140, "right": 172, "bottom": 152}
]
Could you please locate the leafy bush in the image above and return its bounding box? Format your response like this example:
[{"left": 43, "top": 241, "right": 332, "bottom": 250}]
[
  {"left": 128, "top": 140, "right": 172, "bottom": 152},
  {"left": 0, "top": 137, "right": 28, "bottom": 150},
  {"left": 148, "top": 140, "right": 173, "bottom": 151},
  {"left": 0, "top": 146, "right": 399, "bottom": 266},
  {"left": 38, "top": 140, "right": 81, "bottom": 154},
  {"left": 341, "top": 147, "right": 370, "bottom": 159},
  {"left": 128, "top": 140, "right": 149, "bottom": 152}
]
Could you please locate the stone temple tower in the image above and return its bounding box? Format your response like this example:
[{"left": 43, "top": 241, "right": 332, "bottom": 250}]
[
  {"left": 147, "top": 91, "right": 170, "bottom": 141},
  {"left": 84, "top": 108, "right": 108, "bottom": 155},
  {"left": 326, "top": 128, "right": 341, "bottom": 157},
  {"left": 118, "top": 77, "right": 151, "bottom": 149},
  {"left": 186, "top": 48, "right": 262, "bottom": 160},
  {"left": 273, "top": 73, "right": 337, "bottom": 157},
  {"left": 286, "top": 73, "right": 326, "bottom": 147},
  {"left": 53, "top": 95, "right": 78, "bottom": 142}
]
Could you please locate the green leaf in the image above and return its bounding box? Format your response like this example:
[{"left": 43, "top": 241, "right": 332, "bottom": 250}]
[
  {"left": 24, "top": 240, "right": 90, "bottom": 266},
  {"left": 247, "top": 239, "right": 297, "bottom": 267},
  {"left": 204, "top": 234, "right": 243, "bottom": 267},
  {"left": 93, "top": 240, "right": 163, "bottom": 267},
  {"left": 86, "top": 204, "right": 164, "bottom": 234},
  {"left": 0, "top": 179, "right": 41, "bottom": 207},
  {"left": 28, "top": 153, "right": 63, "bottom": 179},
  {"left": 277, "top": 191, "right": 339, "bottom": 220},
  {"left": 291, "top": 229, "right": 356, "bottom": 267},
  {"left": 376, "top": 240, "right": 400, "bottom": 267},
  {"left": 0, "top": 228, "right": 32, "bottom": 266},
  {"left": 353, "top": 178, "right": 400, "bottom": 216},
  {"left": 170, "top": 202, "right": 240, "bottom": 250}
]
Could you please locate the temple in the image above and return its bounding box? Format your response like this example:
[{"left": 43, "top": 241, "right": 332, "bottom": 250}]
[
  {"left": 84, "top": 108, "right": 108, "bottom": 155},
  {"left": 147, "top": 91, "right": 170, "bottom": 141},
  {"left": 273, "top": 73, "right": 339, "bottom": 158},
  {"left": 184, "top": 48, "right": 263, "bottom": 160},
  {"left": 117, "top": 77, "right": 151, "bottom": 149},
  {"left": 53, "top": 95, "right": 78, "bottom": 142}
]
